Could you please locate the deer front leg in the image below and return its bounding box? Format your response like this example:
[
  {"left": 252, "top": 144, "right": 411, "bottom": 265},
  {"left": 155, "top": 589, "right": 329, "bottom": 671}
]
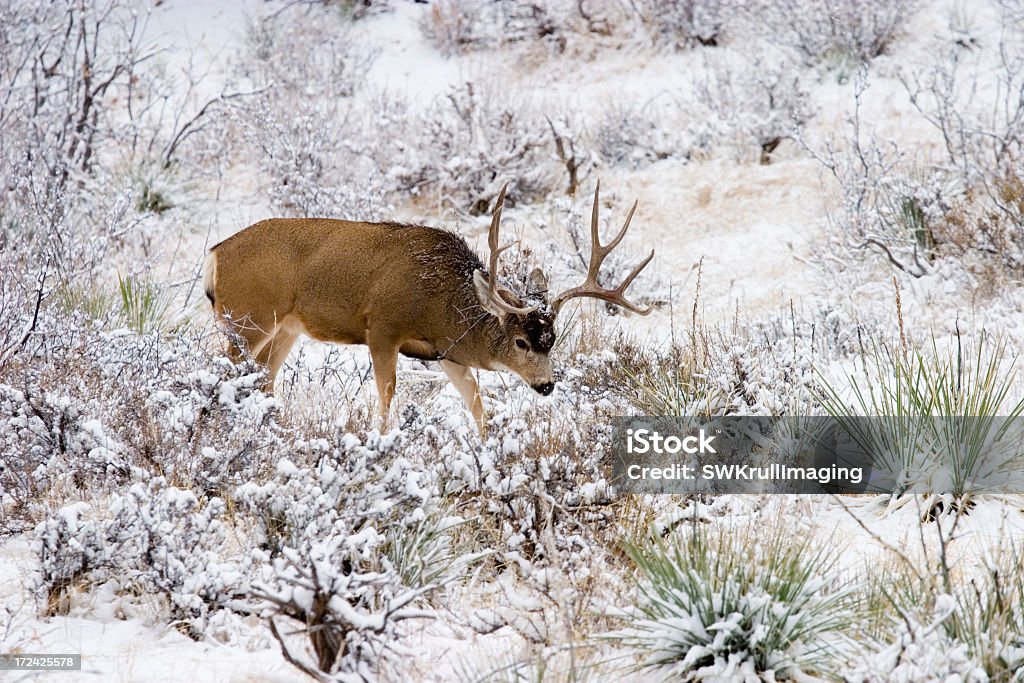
[
  {"left": 368, "top": 334, "right": 400, "bottom": 431},
  {"left": 439, "top": 359, "right": 487, "bottom": 434}
]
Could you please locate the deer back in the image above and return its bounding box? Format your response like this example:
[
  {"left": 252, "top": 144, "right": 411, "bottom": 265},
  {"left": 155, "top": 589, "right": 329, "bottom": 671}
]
[{"left": 209, "top": 218, "right": 489, "bottom": 353}]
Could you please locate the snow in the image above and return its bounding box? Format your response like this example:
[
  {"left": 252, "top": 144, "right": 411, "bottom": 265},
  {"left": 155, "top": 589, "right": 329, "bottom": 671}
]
[{"left": 5, "top": 0, "right": 1024, "bottom": 680}]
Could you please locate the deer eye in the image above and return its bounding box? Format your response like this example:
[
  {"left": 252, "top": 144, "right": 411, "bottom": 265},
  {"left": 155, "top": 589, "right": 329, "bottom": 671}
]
[{"left": 515, "top": 339, "right": 528, "bottom": 350}]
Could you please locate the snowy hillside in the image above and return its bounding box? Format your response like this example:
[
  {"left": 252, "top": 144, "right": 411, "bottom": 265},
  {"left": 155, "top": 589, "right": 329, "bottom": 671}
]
[{"left": 2, "top": 0, "right": 1024, "bottom": 681}]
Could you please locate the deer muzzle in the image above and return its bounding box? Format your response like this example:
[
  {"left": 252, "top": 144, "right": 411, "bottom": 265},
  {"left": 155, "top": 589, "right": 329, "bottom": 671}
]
[{"left": 533, "top": 381, "right": 555, "bottom": 396}]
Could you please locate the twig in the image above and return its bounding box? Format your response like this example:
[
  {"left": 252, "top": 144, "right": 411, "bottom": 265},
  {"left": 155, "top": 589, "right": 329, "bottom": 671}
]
[
  {"left": 0, "top": 262, "right": 49, "bottom": 367},
  {"left": 268, "top": 617, "right": 331, "bottom": 683}
]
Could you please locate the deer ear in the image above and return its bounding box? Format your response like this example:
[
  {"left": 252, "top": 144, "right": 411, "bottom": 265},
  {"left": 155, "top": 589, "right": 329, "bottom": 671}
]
[
  {"left": 473, "top": 270, "right": 508, "bottom": 322},
  {"left": 528, "top": 267, "right": 549, "bottom": 304}
]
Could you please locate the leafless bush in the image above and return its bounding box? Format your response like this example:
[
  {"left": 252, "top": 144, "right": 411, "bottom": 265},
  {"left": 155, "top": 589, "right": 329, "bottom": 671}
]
[
  {"left": 0, "top": 309, "right": 283, "bottom": 526},
  {"left": 0, "top": 3, "right": 153, "bottom": 199},
  {"left": 0, "top": 0, "right": 243, "bottom": 311},
  {"left": 900, "top": 13, "right": 1024, "bottom": 229},
  {"left": 386, "top": 81, "right": 557, "bottom": 215},
  {"left": 810, "top": 10, "right": 1024, "bottom": 286},
  {"left": 690, "top": 48, "right": 808, "bottom": 163},
  {"left": 0, "top": 2, "right": 156, "bottom": 274},
  {"left": 232, "top": 4, "right": 386, "bottom": 219},
  {"left": 420, "top": 0, "right": 570, "bottom": 56},
  {"left": 594, "top": 97, "right": 688, "bottom": 168},
  {"left": 631, "top": 0, "right": 734, "bottom": 49},
  {"left": 748, "top": 0, "right": 920, "bottom": 67},
  {"left": 800, "top": 74, "right": 949, "bottom": 278}
]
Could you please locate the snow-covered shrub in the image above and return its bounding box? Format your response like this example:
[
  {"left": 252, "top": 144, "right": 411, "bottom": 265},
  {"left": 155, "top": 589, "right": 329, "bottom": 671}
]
[
  {"left": 932, "top": 164, "right": 1024, "bottom": 290},
  {"left": 690, "top": 49, "right": 808, "bottom": 163},
  {"left": 610, "top": 522, "right": 851, "bottom": 680},
  {"left": 387, "top": 81, "right": 557, "bottom": 215},
  {"left": 594, "top": 98, "right": 690, "bottom": 168},
  {"left": 420, "top": 0, "right": 570, "bottom": 56},
  {"left": 847, "top": 596, "right": 988, "bottom": 683},
  {"left": 233, "top": 3, "right": 387, "bottom": 219},
  {"left": 0, "top": 2, "right": 144, "bottom": 199},
  {"left": 0, "top": 1, "right": 214, "bottom": 283},
  {"left": 902, "top": 9, "right": 1024, "bottom": 190},
  {"left": 432, "top": 408, "right": 617, "bottom": 569},
  {"left": 33, "top": 479, "right": 233, "bottom": 630},
  {"left": 236, "top": 446, "right": 457, "bottom": 680},
  {"left": 0, "top": 382, "right": 133, "bottom": 494},
  {"left": 252, "top": 543, "right": 433, "bottom": 681},
  {"left": 897, "top": 19, "right": 1024, "bottom": 285},
  {"left": 0, "top": 309, "right": 283, "bottom": 515},
  {"left": 632, "top": 0, "right": 734, "bottom": 49},
  {"left": 803, "top": 74, "right": 954, "bottom": 279},
  {"left": 748, "top": 0, "right": 920, "bottom": 68},
  {"left": 27, "top": 411, "right": 474, "bottom": 671}
]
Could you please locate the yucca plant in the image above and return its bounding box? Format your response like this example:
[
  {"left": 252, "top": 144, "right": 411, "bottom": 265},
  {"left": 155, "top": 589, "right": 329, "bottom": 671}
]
[
  {"left": 383, "top": 512, "right": 485, "bottom": 589},
  {"left": 117, "top": 273, "right": 170, "bottom": 334},
  {"left": 815, "top": 335, "right": 1024, "bottom": 499},
  {"left": 609, "top": 522, "right": 852, "bottom": 680}
]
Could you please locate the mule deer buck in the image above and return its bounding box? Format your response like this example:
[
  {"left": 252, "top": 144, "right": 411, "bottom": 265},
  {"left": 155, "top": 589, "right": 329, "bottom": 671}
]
[{"left": 203, "top": 182, "right": 653, "bottom": 432}]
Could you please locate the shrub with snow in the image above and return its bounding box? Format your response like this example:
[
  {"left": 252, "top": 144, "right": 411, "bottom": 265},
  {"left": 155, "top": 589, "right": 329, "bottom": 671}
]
[
  {"left": 749, "top": 0, "right": 920, "bottom": 68},
  {"left": 386, "top": 81, "right": 557, "bottom": 215},
  {"left": 33, "top": 479, "right": 232, "bottom": 630},
  {"left": 232, "top": 3, "right": 387, "bottom": 219},
  {"left": 236, "top": 441, "right": 460, "bottom": 680},
  {"left": 690, "top": 48, "right": 808, "bottom": 163},
  {"left": 594, "top": 98, "right": 691, "bottom": 169},
  {"left": 419, "top": 0, "right": 573, "bottom": 56},
  {"left": 632, "top": 0, "right": 735, "bottom": 49}
]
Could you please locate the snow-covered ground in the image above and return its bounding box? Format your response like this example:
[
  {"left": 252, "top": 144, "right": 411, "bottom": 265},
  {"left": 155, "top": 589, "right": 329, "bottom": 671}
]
[{"left": 4, "top": 0, "right": 1024, "bottom": 680}]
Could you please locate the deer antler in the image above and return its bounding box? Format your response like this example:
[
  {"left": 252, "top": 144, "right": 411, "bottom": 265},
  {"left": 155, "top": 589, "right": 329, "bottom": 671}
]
[
  {"left": 550, "top": 181, "right": 654, "bottom": 315},
  {"left": 484, "top": 183, "right": 540, "bottom": 316}
]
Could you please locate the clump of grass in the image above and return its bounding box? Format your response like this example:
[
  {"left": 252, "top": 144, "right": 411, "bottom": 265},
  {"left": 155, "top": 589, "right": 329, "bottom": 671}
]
[
  {"left": 135, "top": 180, "right": 173, "bottom": 214},
  {"left": 815, "top": 334, "right": 1024, "bottom": 500},
  {"left": 117, "top": 273, "right": 170, "bottom": 333},
  {"left": 609, "top": 521, "right": 852, "bottom": 680},
  {"left": 54, "top": 282, "right": 117, "bottom": 323}
]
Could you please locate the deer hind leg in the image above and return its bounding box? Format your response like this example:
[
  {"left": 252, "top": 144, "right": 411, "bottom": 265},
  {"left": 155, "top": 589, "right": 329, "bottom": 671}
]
[
  {"left": 367, "top": 334, "right": 400, "bottom": 431},
  {"left": 439, "top": 359, "right": 487, "bottom": 434}
]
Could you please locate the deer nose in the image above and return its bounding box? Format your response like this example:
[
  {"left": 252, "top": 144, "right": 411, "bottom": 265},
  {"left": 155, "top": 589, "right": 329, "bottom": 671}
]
[{"left": 534, "top": 381, "right": 555, "bottom": 396}]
